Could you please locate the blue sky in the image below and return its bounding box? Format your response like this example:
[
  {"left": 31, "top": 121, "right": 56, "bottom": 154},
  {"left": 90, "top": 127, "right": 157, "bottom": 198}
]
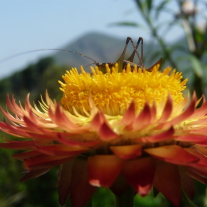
[{"left": 0, "top": 0, "right": 184, "bottom": 78}]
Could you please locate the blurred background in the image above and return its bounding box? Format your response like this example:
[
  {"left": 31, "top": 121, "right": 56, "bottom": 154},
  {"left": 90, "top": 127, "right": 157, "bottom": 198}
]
[{"left": 0, "top": 0, "right": 207, "bottom": 206}]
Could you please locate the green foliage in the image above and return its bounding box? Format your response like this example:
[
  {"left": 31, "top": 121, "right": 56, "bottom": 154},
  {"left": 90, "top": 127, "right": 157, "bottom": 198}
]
[{"left": 0, "top": 57, "right": 72, "bottom": 207}]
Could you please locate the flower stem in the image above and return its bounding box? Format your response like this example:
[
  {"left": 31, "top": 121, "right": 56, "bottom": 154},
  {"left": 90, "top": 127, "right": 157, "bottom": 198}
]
[{"left": 116, "top": 187, "right": 134, "bottom": 207}]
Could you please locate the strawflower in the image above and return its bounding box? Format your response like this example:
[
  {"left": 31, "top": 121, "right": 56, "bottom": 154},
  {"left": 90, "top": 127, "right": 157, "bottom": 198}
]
[{"left": 1, "top": 62, "right": 207, "bottom": 207}]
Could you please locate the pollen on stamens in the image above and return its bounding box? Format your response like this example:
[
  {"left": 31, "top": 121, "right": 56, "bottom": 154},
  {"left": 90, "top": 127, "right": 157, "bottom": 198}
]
[{"left": 59, "top": 64, "right": 187, "bottom": 116}]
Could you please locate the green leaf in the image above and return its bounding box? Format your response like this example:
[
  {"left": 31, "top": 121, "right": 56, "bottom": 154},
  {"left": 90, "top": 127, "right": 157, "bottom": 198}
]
[
  {"left": 177, "top": 55, "right": 203, "bottom": 77},
  {"left": 182, "top": 188, "right": 198, "bottom": 207},
  {"left": 155, "top": 0, "right": 171, "bottom": 19},
  {"left": 188, "top": 55, "right": 203, "bottom": 78},
  {"left": 146, "top": 0, "right": 153, "bottom": 11},
  {"left": 108, "top": 21, "right": 145, "bottom": 29},
  {"left": 134, "top": 0, "right": 145, "bottom": 13}
]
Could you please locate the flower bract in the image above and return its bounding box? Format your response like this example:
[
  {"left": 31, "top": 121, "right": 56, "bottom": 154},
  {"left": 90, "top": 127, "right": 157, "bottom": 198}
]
[{"left": 1, "top": 62, "right": 207, "bottom": 207}]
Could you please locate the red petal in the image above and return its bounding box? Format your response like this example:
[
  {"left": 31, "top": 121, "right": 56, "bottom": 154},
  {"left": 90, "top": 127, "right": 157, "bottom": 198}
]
[
  {"left": 0, "top": 121, "right": 30, "bottom": 138},
  {"left": 157, "top": 95, "right": 196, "bottom": 129},
  {"left": 183, "top": 168, "right": 207, "bottom": 185},
  {"left": 13, "top": 150, "right": 42, "bottom": 160},
  {"left": 98, "top": 122, "right": 119, "bottom": 141},
  {"left": 186, "top": 167, "right": 207, "bottom": 178},
  {"left": 122, "top": 157, "right": 156, "bottom": 196},
  {"left": 57, "top": 133, "right": 100, "bottom": 148},
  {"left": 110, "top": 145, "right": 142, "bottom": 160},
  {"left": 24, "top": 155, "right": 73, "bottom": 170},
  {"left": 175, "top": 134, "right": 207, "bottom": 144},
  {"left": 179, "top": 168, "right": 195, "bottom": 200},
  {"left": 6, "top": 94, "right": 23, "bottom": 116},
  {"left": 0, "top": 139, "right": 44, "bottom": 150},
  {"left": 88, "top": 155, "right": 124, "bottom": 187},
  {"left": 185, "top": 148, "right": 207, "bottom": 168},
  {"left": 132, "top": 103, "right": 151, "bottom": 131},
  {"left": 153, "top": 163, "right": 181, "bottom": 207},
  {"left": 70, "top": 159, "right": 96, "bottom": 207},
  {"left": 23, "top": 116, "right": 46, "bottom": 133},
  {"left": 57, "top": 160, "right": 75, "bottom": 206},
  {"left": 34, "top": 144, "right": 87, "bottom": 156},
  {"left": 20, "top": 168, "right": 51, "bottom": 182},
  {"left": 49, "top": 104, "right": 88, "bottom": 133},
  {"left": 191, "top": 99, "right": 207, "bottom": 118},
  {"left": 193, "top": 145, "right": 207, "bottom": 156},
  {"left": 120, "top": 101, "right": 136, "bottom": 126},
  {"left": 90, "top": 112, "right": 106, "bottom": 131},
  {"left": 144, "top": 145, "right": 199, "bottom": 165},
  {"left": 138, "top": 127, "right": 174, "bottom": 143}
]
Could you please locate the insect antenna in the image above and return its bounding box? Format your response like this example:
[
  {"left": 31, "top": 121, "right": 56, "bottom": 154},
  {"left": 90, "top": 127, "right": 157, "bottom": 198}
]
[
  {"left": 116, "top": 37, "right": 144, "bottom": 72},
  {"left": 0, "top": 49, "right": 98, "bottom": 65},
  {"left": 127, "top": 37, "right": 144, "bottom": 68},
  {"left": 127, "top": 37, "right": 143, "bottom": 64}
]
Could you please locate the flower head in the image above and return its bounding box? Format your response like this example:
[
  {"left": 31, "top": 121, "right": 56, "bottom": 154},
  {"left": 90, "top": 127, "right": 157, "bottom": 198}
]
[{"left": 1, "top": 62, "right": 207, "bottom": 207}]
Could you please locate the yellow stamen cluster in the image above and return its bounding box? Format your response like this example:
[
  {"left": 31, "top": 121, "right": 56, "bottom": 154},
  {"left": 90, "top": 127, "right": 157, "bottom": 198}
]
[{"left": 59, "top": 64, "right": 187, "bottom": 116}]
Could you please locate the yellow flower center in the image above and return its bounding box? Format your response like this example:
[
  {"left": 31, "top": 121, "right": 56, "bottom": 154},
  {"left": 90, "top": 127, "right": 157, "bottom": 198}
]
[{"left": 59, "top": 63, "right": 187, "bottom": 116}]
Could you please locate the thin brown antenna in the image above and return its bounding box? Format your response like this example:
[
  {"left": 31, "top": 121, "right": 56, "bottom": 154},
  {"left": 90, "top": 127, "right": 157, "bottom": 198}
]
[
  {"left": 127, "top": 37, "right": 144, "bottom": 68},
  {"left": 127, "top": 37, "right": 143, "bottom": 64},
  {"left": 0, "top": 49, "right": 98, "bottom": 64}
]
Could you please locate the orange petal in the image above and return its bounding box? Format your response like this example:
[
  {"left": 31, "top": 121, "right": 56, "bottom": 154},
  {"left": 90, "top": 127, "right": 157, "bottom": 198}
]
[
  {"left": 122, "top": 157, "right": 156, "bottom": 196},
  {"left": 193, "top": 145, "right": 207, "bottom": 156},
  {"left": 157, "top": 95, "right": 173, "bottom": 123},
  {"left": 157, "top": 95, "right": 196, "bottom": 129},
  {"left": 20, "top": 168, "right": 51, "bottom": 182},
  {"left": 57, "top": 133, "right": 100, "bottom": 148},
  {"left": 185, "top": 148, "right": 207, "bottom": 168},
  {"left": 110, "top": 145, "right": 142, "bottom": 160},
  {"left": 23, "top": 116, "right": 46, "bottom": 133},
  {"left": 175, "top": 134, "right": 207, "bottom": 144},
  {"left": 153, "top": 163, "right": 181, "bottom": 207},
  {"left": 98, "top": 122, "right": 119, "bottom": 141},
  {"left": 150, "top": 101, "right": 157, "bottom": 124},
  {"left": 70, "top": 159, "right": 96, "bottom": 207},
  {"left": 120, "top": 101, "right": 136, "bottom": 126},
  {"left": 91, "top": 112, "right": 106, "bottom": 131},
  {"left": 191, "top": 99, "right": 207, "bottom": 118},
  {"left": 88, "top": 155, "right": 124, "bottom": 187},
  {"left": 144, "top": 145, "right": 199, "bottom": 165},
  {"left": 49, "top": 104, "right": 88, "bottom": 133},
  {"left": 33, "top": 144, "right": 87, "bottom": 156},
  {"left": 6, "top": 94, "right": 23, "bottom": 116},
  {"left": 0, "top": 121, "right": 30, "bottom": 137},
  {"left": 138, "top": 127, "right": 174, "bottom": 143},
  {"left": 132, "top": 103, "right": 151, "bottom": 131}
]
